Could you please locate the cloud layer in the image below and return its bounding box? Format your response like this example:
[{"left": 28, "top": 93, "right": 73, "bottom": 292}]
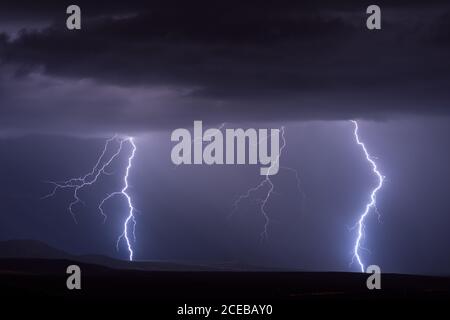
[{"left": 1, "top": 1, "right": 450, "bottom": 134}]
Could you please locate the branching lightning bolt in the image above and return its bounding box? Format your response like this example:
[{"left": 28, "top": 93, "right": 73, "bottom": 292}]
[
  {"left": 42, "top": 136, "right": 137, "bottom": 261},
  {"left": 350, "top": 120, "right": 385, "bottom": 272},
  {"left": 231, "top": 127, "right": 304, "bottom": 241}
]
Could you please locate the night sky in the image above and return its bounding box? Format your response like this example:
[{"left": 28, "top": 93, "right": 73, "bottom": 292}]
[{"left": 0, "top": 1, "right": 449, "bottom": 275}]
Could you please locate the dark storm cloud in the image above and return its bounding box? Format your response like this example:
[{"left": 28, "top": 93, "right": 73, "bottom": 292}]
[{"left": 0, "top": 0, "right": 450, "bottom": 133}]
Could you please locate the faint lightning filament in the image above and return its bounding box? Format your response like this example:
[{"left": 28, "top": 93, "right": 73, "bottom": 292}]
[{"left": 231, "top": 127, "right": 304, "bottom": 241}]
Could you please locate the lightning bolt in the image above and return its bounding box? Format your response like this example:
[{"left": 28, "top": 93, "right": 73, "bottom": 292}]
[
  {"left": 100, "top": 138, "right": 137, "bottom": 261},
  {"left": 42, "top": 136, "right": 137, "bottom": 261},
  {"left": 231, "top": 126, "right": 304, "bottom": 241},
  {"left": 350, "top": 120, "right": 385, "bottom": 272}
]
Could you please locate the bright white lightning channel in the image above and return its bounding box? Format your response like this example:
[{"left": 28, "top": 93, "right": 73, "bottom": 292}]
[
  {"left": 43, "top": 136, "right": 137, "bottom": 261},
  {"left": 351, "top": 120, "right": 385, "bottom": 272},
  {"left": 100, "top": 138, "right": 137, "bottom": 261}
]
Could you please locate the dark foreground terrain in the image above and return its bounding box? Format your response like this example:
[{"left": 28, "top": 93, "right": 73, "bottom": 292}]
[
  {"left": 1, "top": 258, "right": 449, "bottom": 317},
  {"left": 0, "top": 241, "right": 449, "bottom": 317}
]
